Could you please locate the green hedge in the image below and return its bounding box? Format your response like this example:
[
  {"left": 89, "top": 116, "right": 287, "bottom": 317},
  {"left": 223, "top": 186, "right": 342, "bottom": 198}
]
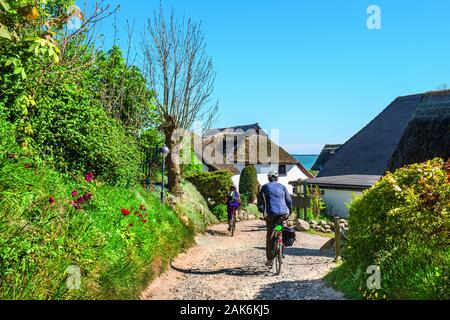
[
  {"left": 327, "top": 159, "right": 450, "bottom": 300},
  {"left": 239, "top": 165, "right": 259, "bottom": 203},
  {"left": 186, "top": 170, "right": 233, "bottom": 208}
]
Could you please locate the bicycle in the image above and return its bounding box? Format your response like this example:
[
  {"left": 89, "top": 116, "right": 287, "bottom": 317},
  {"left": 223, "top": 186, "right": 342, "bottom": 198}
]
[{"left": 271, "top": 216, "right": 287, "bottom": 275}]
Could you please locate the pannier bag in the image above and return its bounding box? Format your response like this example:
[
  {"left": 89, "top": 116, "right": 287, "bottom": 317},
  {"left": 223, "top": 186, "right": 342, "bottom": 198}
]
[{"left": 282, "top": 227, "right": 296, "bottom": 247}]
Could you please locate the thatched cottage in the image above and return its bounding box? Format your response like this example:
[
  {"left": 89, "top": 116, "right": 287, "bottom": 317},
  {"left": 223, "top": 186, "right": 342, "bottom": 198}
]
[{"left": 198, "top": 123, "right": 312, "bottom": 194}]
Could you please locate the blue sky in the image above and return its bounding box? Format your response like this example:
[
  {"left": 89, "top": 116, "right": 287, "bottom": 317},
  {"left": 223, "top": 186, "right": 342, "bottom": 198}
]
[{"left": 81, "top": 0, "right": 450, "bottom": 154}]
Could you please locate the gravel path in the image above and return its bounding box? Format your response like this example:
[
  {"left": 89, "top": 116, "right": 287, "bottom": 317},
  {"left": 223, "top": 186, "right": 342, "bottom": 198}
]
[{"left": 141, "top": 219, "right": 345, "bottom": 300}]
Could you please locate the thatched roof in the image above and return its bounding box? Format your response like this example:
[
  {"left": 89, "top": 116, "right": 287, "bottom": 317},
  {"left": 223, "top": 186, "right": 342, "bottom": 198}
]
[
  {"left": 199, "top": 123, "right": 312, "bottom": 177},
  {"left": 388, "top": 91, "right": 450, "bottom": 170},
  {"left": 311, "top": 144, "right": 342, "bottom": 171}
]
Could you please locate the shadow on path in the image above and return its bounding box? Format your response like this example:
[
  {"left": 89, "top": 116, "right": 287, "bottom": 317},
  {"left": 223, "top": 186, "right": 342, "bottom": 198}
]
[
  {"left": 205, "top": 230, "right": 230, "bottom": 237},
  {"left": 254, "top": 247, "right": 333, "bottom": 258},
  {"left": 170, "top": 263, "right": 269, "bottom": 277},
  {"left": 239, "top": 225, "right": 267, "bottom": 233}
]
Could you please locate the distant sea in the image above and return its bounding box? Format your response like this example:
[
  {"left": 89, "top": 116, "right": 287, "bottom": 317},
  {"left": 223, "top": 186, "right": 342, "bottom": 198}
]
[{"left": 293, "top": 155, "right": 319, "bottom": 170}]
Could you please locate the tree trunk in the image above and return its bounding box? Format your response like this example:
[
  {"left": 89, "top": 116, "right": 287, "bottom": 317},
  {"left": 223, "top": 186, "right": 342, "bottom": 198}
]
[{"left": 164, "top": 127, "right": 182, "bottom": 196}]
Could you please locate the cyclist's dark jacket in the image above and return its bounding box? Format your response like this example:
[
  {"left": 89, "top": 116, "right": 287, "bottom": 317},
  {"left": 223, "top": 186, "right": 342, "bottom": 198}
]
[{"left": 257, "top": 181, "right": 292, "bottom": 216}]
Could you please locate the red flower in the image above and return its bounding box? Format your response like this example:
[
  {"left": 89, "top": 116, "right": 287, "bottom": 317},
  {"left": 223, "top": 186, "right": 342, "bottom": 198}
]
[
  {"left": 142, "top": 219, "right": 148, "bottom": 224},
  {"left": 85, "top": 172, "right": 94, "bottom": 182},
  {"left": 24, "top": 163, "right": 32, "bottom": 169},
  {"left": 121, "top": 208, "right": 131, "bottom": 216},
  {"left": 139, "top": 204, "right": 146, "bottom": 211},
  {"left": 49, "top": 196, "right": 55, "bottom": 204},
  {"left": 129, "top": 223, "right": 134, "bottom": 228},
  {"left": 83, "top": 193, "right": 92, "bottom": 201},
  {"left": 71, "top": 190, "right": 78, "bottom": 197}
]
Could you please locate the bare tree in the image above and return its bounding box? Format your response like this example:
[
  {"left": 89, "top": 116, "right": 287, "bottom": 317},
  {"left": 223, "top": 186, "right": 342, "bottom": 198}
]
[{"left": 141, "top": 6, "right": 218, "bottom": 195}]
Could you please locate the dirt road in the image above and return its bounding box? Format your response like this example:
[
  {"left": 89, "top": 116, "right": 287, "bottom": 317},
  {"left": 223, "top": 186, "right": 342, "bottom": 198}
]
[{"left": 141, "top": 219, "right": 345, "bottom": 300}]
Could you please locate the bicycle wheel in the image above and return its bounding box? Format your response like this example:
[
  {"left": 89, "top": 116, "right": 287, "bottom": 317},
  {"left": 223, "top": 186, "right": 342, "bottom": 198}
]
[
  {"left": 230, "top": 217, "right": 236, "bottom": 237},
  {"left": 275, "top": 244, "right": 282, "bottom": 275}
]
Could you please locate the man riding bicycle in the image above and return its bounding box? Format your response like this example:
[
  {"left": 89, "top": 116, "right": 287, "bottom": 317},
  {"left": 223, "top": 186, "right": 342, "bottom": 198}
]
[
  {"left": 226, "top": 186, "right": 241, "bottom": 232},
  {"left": 257, "top": 170, "right": 292, "bottom": 267}
]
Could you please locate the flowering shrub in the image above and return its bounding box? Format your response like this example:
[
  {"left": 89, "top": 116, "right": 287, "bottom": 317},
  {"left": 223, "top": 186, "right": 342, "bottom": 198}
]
[
  {"left": 122, "top": 203, "right": 152, "bottom": 226},
  {"left": 338, "top": 158, "right": 450, "bottom": 299},
  {"left": 70, "top": 172, "right": 96, "bottom": 210}
]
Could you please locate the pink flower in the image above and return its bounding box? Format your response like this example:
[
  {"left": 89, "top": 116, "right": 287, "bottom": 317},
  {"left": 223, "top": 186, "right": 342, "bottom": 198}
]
[
  {"left": 49, "top": 196, "right": 55, "bottom": 204},
  {"left": 71, "top": 190, "right": 78, "bottom": 197},
  {"left": 85, "top": 172, "right": 94, "bottom": 182}
]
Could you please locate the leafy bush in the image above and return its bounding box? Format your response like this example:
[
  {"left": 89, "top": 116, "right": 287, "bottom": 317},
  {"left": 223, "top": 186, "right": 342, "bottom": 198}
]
[
  {"left": 186, "top": 170, "right": 233, "bottom": 208},
  {"left": 239, "top": 165, "right": 259, "bottom": 203},
  {"left": 1, "top": 2, "right": 153, "bottom": 186},
  {"left": 211, "top": 204, "right": 228, "bottom": 222},
  {"left": 242, "top": 204, "right": 261, "bottom": 218},
  {"left": 32, "top": 86, "right": 141, "bottom": 185},
  {"left": 328, "top": 159, "right": 450, "bottom": 300},
  {"left": 240, "top": 193, "right": 249, "bottom": 207}
]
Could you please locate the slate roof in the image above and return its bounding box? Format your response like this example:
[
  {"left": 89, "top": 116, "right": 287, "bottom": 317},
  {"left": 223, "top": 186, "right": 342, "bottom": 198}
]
[
  {"left": 306, "top": 175, "right": 381, "bottom": 190},
  {"left": 318, "top": 94, "right": 424, "bottom": 177},
  {"left": 311, "top": 144, "right": 342, "bottom": 171}
]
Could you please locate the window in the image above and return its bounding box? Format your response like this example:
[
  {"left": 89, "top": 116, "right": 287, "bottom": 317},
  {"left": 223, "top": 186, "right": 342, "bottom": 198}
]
[{"left": 278, "top": 164, "right": 287, "bottom": 175}]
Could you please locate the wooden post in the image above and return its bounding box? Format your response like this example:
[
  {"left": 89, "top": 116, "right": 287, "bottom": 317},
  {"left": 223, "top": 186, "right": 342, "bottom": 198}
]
[
  {"left": 334, "top": 216, "right": 341, "bottom": 262},
  {"left": 303, "top": 181, "right": 308, "bottom": 221}
]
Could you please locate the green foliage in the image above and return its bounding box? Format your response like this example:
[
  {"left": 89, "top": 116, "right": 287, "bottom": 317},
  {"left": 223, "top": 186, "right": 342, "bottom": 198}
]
[
  {"left": 31, "top": 76, "right": 141, "bottom": 185},
  {"left": 0, "top": 2, "right": 157, "bottom": 185},
  {"left": 0, "top": 153, "right": 199, "bottom": 300},
  {"left": 186, "top": 170, "right": 233, "bottom": 208},
  {"left": 180, "top": 152, "right": 203, "bottom": 178},
  {"left": 239, "top": 165, "right": 259, "bottom": 203},
  {"left": 93, "top": 46, "right": 157, "bottom": 136},
  {"left": 306, "top": 185, "right": 326, "bottom": 217},
  {"left": 211, "top": 204, "right": 228, "bottom": 222},
  {"left": 331, "top": 159, "right": 450, "bottom": 300}
]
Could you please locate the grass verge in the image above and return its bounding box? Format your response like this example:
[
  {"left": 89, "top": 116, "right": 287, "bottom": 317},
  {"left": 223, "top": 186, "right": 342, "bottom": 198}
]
[{"left": 0, "top": 156, "right": 213, "bottom": 299}]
